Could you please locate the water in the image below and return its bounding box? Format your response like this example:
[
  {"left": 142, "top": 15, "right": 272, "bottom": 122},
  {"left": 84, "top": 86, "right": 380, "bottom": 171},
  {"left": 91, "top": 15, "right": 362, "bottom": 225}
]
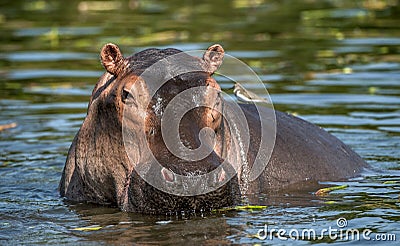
[{"left": 1, "top": 0, "right": 399, "bottom": 244}]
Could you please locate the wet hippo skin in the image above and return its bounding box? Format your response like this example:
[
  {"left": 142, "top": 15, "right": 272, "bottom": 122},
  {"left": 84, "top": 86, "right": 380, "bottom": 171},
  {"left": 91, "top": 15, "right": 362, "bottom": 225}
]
[{"left": 59, "top": 43, "right": 368, "bottom": 214}]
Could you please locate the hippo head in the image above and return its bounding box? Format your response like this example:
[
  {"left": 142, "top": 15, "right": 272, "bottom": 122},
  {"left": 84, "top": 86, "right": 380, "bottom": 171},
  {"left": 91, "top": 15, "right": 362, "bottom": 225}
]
[{"left": 76, "top": 43, "right": 240, "bottom": 213}]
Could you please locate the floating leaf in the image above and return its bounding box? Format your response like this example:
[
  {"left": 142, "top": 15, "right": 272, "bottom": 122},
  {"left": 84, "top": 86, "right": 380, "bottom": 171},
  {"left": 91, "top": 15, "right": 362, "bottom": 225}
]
[
  {"left": 213, "top": 205, "right": 267, "bottom": 212},
  {"left": 324, "top": 201, "right": 337, "bottom": 205},
  {"left": 383, "top": 181, "right": 399, "bottom": 184},
  {"left": 0, "top": 122, "right": 17, "bottom": 132},
  {"left": 315, "top": 185, "right": 348, "bottom": 196},
  {"left": 343, "top": 67, "right": 353, "bottom": 74},
  {"left": 235, "top": 205, "right": 267, "bottom": 210},
  {"left": 247, "top": 233, "right": 262, "bottom": 239},
  {"left": 369, "top": 86, "right": 378, "bottom": 94},
  {"left": 71, "top": 226, "right": 102, "bottom": 231}
]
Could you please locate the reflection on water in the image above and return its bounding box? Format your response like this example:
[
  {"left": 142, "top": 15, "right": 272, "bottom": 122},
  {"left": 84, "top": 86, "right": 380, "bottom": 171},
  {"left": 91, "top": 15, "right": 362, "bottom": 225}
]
[{"left": 0, "top": 0, "right": 399, "bottom": 244}]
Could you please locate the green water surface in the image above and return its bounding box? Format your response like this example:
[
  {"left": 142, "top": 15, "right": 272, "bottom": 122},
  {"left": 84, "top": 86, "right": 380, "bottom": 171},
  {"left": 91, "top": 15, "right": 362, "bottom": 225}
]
[{"left": 0, "top": 0, "right": 399, "bottom": 244}]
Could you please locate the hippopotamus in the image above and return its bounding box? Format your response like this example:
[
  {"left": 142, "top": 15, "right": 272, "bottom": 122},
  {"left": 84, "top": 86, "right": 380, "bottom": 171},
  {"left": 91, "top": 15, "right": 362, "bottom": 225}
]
[{"left": 59, "top": 43, "right": 367, "bottom": 214}]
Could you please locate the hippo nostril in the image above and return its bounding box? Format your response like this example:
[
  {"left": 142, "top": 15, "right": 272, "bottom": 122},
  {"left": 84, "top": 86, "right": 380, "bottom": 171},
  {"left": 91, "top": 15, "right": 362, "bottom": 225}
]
[
  {"left": 161, "top": 167, "right": 175, "bottom": 183},
  {"left": 218, "top": 169, "right": 226, "bottom": 183}
]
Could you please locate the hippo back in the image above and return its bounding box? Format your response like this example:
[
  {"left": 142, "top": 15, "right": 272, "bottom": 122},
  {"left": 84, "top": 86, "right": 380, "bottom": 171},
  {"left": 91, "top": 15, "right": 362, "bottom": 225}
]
[{"left": 238, "top": 104, "right": 367, "bottom": 193}]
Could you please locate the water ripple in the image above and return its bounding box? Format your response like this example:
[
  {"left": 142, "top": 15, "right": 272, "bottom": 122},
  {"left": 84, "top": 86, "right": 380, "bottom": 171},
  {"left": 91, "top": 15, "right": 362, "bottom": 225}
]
[
  {"left": 8, "top": 69, "right": 102, "bottom": 80},
  {"left": 2, "top": 52, "right": 96, "bottom": 62},
  {"left": 14, "top": 27, "right": 102, "bottom": 37},
  {"left": 341, "top": 37, "right": 400, "bottom": 46}
]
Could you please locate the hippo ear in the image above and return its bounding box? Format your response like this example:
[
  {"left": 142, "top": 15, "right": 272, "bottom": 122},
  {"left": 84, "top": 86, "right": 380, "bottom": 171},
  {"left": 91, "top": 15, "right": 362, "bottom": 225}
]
[
  {"left": 202, "top": 44, "right": 224, "bottom": 74},
  {"left": 100, "top": 43, "right": 125, "bottom": 76}
]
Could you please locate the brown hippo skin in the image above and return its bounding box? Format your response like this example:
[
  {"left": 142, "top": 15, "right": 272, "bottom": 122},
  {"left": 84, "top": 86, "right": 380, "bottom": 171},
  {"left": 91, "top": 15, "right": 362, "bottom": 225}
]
[{"left": 59, "top": 43, "right": 367, "bottom": 214}]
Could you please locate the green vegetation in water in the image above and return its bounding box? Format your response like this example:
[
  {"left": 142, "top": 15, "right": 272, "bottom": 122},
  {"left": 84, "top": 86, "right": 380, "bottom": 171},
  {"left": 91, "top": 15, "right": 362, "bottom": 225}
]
[
  {"left": 369, "top": 86, "right": 378, "bottom": 95},
  {"left": 315, "top": 185, "right": 348, "bottom": 196},
  {"left": 213, "top": 205, "right": 267, "bottom": 212},
  {"left": 383, "top": 180, "right": 400, "bottom": 184},
  {"left": 324, "top": 201, "right": 338, "bottom": 205},
  {"left": 71, "top": 225, "right": 102, "bottom": 232}
]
